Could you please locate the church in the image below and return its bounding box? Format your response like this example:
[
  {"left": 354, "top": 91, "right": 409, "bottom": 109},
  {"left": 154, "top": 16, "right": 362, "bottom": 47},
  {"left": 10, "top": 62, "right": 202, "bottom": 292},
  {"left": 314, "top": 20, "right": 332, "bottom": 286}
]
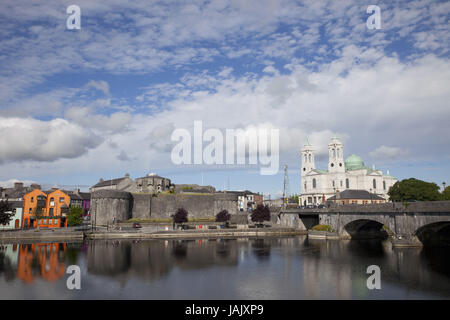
[{"left": 299, "top": 135, "right": 397, "bottom": 206}]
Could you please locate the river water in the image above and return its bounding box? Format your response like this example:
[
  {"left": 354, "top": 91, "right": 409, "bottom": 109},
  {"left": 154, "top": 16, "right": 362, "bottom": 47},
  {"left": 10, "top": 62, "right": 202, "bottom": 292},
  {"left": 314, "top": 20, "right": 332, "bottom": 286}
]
[{"left": 1, "top": 236, "right": 449, "bottom": 299}]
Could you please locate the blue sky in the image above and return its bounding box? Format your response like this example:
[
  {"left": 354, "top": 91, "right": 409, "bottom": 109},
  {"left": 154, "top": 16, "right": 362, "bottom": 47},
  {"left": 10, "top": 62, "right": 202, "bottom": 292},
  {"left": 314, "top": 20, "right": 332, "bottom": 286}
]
[{"left": 0, "top": 0, "right": 449, "bottom": 197}]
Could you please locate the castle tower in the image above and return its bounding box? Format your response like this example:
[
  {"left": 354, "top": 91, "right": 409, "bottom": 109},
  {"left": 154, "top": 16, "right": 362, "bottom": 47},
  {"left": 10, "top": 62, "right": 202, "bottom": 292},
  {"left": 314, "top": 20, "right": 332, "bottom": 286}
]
[
  {"left": 328, "top": 134, "right": 345, "bottom": 173},
  {"left": 301, "top": 138, "right": 315, "bottom": 177}
]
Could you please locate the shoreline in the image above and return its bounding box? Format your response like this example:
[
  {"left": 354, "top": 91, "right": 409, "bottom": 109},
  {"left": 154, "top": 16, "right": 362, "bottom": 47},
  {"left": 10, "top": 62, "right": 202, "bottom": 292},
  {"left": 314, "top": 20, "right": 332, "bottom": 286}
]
[{"left": 0, "top": 227, "right": 307, "bottom": 241}]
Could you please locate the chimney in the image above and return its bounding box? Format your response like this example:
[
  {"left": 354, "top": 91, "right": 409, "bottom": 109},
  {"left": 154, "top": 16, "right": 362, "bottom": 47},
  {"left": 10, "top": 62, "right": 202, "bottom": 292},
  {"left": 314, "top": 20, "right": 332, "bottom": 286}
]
[
  {"left": 99, "top": 178, "right": 104, "bottom": 183},
  {"left": 74, "top": 188, "right": 80, "bottom": 194},
  {"left": 31, "top": 184, "right": 41, "bottom": 190},
  {"left": 14, "top": 182, "right": 24, "bottom": 190}
]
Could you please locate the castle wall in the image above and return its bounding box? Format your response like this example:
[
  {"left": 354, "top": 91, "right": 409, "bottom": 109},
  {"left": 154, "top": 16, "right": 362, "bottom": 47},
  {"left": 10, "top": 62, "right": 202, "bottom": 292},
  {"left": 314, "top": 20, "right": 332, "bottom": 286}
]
[{"left": 92, "top": 191, "right": 240, "bottom": 224}]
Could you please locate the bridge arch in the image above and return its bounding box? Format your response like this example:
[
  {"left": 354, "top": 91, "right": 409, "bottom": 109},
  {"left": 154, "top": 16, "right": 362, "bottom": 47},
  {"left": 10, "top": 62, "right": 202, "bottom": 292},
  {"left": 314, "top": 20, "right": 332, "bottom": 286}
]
[
  {"left": 415, "top": 221, "right": 450, "bottom": 247},
  {"left": 343, "top": 219, "right": 389, "bottom": 240}
]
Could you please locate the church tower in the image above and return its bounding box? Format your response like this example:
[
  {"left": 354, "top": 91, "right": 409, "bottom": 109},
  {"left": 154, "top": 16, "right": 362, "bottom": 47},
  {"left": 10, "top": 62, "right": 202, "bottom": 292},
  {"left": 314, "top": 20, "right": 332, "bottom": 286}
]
[
  {"left": 301, "top": 138, "right": 315, "bottom": 177},
  {"left": 328, "top": 135, "right": 345, "bottom": 173}
]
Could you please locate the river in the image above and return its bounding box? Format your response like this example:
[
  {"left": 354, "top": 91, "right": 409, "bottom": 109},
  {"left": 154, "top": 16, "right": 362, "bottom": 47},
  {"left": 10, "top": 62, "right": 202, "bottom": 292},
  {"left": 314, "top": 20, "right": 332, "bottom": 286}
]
[{"left": 1, "top": 236, "right": 449, "bottom": 299}]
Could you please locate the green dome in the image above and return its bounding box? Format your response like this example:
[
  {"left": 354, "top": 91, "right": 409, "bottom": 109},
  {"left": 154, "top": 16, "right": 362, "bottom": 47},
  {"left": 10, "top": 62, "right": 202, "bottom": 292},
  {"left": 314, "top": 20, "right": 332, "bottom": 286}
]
[{"left": 345, "top": 154, "right": 365, "bottom": 170}]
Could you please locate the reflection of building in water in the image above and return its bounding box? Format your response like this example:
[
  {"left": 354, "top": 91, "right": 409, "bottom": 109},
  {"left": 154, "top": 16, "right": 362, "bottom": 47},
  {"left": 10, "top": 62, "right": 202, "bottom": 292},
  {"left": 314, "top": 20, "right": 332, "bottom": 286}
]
[
  {"left": 303, "top": 240, "right": 352, "bottom": 299},
  {"left": 87, "top": 239, "right": 239, "bottom": 283},
  {"left": 17, "top": 243, "right": 66, "bottom": 284}
]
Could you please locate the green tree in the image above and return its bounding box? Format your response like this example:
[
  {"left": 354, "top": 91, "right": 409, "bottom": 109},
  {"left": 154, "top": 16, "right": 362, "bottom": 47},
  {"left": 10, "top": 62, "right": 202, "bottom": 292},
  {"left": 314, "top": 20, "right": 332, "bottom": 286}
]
[
  {"left": 443, "top": 186, "right": 450, "bottom": 200},
  {"left": 388, "top": 178, "right": 442, "bottom": 202},
  {"left": 251, "top": 204, "right": 271, "bottom": 225},
  {"left": 68, "top": 206, "right": 84, "bottom": 226},
  {"left": 0, "top": 200, "right": 13, "bottom": 226}
]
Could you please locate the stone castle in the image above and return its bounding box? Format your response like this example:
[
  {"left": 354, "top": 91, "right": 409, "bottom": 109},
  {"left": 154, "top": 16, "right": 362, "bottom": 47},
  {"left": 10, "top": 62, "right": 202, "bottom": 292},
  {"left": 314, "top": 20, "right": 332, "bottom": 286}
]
[{"left": 90, "top": 173, "right": 258, "bottom": 225}]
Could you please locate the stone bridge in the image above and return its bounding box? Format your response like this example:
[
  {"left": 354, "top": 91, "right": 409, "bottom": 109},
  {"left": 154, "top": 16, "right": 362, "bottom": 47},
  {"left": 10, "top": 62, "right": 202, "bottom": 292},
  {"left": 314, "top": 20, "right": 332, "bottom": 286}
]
[{"left": 279, "top": 201, "right": 450, "bottom": 247}]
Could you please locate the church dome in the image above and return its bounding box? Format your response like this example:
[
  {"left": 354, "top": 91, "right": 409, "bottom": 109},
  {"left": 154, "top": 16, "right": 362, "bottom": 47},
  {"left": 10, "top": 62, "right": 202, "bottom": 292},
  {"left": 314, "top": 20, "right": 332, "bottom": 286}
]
[{"left": 345, "top": 154, "right": 365, "bottom": 170}]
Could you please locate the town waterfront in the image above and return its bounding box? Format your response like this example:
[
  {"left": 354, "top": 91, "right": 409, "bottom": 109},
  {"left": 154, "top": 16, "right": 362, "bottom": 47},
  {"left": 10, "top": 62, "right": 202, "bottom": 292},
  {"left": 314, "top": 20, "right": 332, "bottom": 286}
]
[{"left": 1, "top": 236, "right": 450, "bottom": 299}]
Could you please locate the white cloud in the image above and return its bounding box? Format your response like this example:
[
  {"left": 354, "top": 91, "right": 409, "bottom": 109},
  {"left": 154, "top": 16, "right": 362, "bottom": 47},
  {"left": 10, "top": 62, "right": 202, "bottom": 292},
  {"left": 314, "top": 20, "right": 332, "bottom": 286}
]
[
  {"left": 0, "top": 117, "right": 102, "bottom": 163},
  {"left": 369, "top": 145, "right": 409, "bottom": 161}
]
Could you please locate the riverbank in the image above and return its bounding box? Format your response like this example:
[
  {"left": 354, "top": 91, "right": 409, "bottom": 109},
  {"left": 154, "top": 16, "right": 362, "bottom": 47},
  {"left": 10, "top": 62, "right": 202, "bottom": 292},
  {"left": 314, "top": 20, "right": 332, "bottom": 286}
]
[
  {"left": 0, "top": 228, "right": 84, "bottom": 241},
  {"left": 0, "top": 226, "right": 307, "bottom": 241},
  {"left": 85, "top": 227, "right": 307, "bottom": 240}
]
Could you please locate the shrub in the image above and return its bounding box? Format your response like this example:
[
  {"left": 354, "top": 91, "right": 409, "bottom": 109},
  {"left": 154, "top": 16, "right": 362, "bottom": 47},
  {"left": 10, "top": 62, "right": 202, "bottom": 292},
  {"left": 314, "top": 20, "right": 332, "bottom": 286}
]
[
  {"left": 251, "top": 204, "right": 271, "bottom": 224},
  {"left": 173, "top": 208, "right": 188, "bottom": 224},
  {"left": 216, "top": 210, "right": 231, "bottom": 223},
  {"left": 311, "top": 224, "right": 333, "bottom": 232},
  {"left": 68, "top": 206, "right": 84, "bottom": 226}
]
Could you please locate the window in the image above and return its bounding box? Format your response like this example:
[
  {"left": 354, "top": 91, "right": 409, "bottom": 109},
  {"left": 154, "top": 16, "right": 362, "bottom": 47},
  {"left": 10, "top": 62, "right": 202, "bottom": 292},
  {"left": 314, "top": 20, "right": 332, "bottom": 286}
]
[
  {"left": 308, "top": 154, "right": 311, "bottom": 162},
  {"left": 346, "top": 178, "right": 350, "bottom": 189},
  {"left": 304, "top": 182, "right": 307, "bottom": 191},
  {"left": 60, "top": 197, "right": 65, "bottom": 203},
  {"left": 332, "top": 149, "right": 335, "bottom": 158},
  {"left": 332, "top": 180, "right": 335, "bottom": 187},
  {"left": 340, "top": 180, "right": 343, "bottom": 187},
  {"left": 312, "top": 178, "right": 316, "bottom": 189},
  {"left": 50, "top": 198, "right": 55, "bottom": 206},
  {"left": 373, "top": 179, "right": 377, "bottom": 189},
  {"left": 383, "top": 181, "right": 386, "bottom": 190},
  {"left": 31, "top": 197, "right": 34, "bottom": 203}
]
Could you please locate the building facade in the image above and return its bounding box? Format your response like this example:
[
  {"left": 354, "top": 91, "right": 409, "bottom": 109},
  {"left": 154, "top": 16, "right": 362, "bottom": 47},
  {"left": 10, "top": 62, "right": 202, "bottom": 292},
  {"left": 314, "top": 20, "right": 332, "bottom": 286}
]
[
  {"left": 22, "top": 189, "right": 70, "bottom": 228},
  {"left": 300, "top": 136, "right": 397, "bottom": 206}
]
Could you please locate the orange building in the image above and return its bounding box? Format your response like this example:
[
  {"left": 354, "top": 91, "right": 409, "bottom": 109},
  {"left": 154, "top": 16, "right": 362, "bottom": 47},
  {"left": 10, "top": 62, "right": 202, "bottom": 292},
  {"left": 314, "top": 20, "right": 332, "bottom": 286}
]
[
  {"left": 22, "top": 189, "right": 70, "bottom": 228},
  {"left": 22, "top": 189, "right": 47, "bottom": 228}
]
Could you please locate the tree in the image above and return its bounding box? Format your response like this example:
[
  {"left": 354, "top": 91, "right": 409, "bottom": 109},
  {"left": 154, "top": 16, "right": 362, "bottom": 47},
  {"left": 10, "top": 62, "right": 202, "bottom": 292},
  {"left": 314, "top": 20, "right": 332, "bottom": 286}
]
[
  {"left": 442, "top": 186, "right": 450, "bottom": 201},
  {"left": 68, "top": 206, "right": 84, "bottom": 226},
  {"left": 0, "top": 200, "right": 13, "bottom": 226},
  {"left": 173, "top": 208, "right": 188, "bottom": 226},
  {"left": 251, "top": 204, "right": 271, "bottom": 226},
  {"left": 215, "top": 210, "right": 231, "bottom": 223},
  {"left": 388, "top": 178, "right": 442, "bottom": 202}
]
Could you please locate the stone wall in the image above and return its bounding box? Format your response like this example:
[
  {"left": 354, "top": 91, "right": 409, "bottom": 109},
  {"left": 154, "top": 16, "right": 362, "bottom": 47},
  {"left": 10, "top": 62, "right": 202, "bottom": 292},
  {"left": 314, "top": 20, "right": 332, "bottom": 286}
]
[
  {"left": 91, "top": 190, "right": 132, "bottom": 225},
  {"left": 92, "top": 191, "right": 239, "bottom": 224}
]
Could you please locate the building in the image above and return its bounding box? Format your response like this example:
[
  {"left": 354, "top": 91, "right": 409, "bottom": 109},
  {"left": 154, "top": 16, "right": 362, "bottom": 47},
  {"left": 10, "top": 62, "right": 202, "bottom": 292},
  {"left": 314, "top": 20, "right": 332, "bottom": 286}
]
[
  {"left": 90, "top": 173, "right": 172, "bottom": 194},
  {"left": 0, "top": 182, "right": 41, "bottom": 202},
  {"left": 219, "top": 190, "right": 263, "bottom": 212},
  {"left": 326, "top": 189, "right": 387, "bottom": 205},
  {"left": 22, "top": 189, "right": 48, "bottom": 228},
  {"left": 68, "top": 189, "right": 91, "bottom": 216},
  {"left": 0, "top": 201, "right": 23, "bottom": 230},
  {"left": 22, "top": 189, "right": 70, "bottom": 228},
  {"left": 300, "top": 135, "right": 397, "bottom": 206}
]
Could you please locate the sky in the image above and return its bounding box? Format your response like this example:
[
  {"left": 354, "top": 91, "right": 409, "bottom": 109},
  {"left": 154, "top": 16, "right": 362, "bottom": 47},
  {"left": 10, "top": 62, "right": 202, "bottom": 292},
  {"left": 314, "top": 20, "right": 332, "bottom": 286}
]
[{"left": 0, "top": 0, "right": 449, "bottom": 197}]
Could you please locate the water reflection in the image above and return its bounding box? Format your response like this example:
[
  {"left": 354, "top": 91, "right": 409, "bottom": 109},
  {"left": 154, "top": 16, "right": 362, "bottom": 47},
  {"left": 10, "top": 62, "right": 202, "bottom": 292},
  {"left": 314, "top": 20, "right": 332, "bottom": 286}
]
[{"left": 1, "top": 237, "right": 450, "bottom": 299}]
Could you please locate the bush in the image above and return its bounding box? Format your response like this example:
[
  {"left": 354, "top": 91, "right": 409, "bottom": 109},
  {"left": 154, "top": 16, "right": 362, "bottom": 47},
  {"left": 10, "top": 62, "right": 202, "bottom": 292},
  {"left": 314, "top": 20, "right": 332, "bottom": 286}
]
[
  {"left": 173, "top": 208, "right": 188, "bottom": 224},
  {"left": 311, "top": 224, "right": 333, "bottom": 232},
  {"left": 251, "top": 204, "right": 271, "bottom": 224},
  {"left": 216, "top": 210, "right": 231, "bottom": 223},
  {"left": 68, "top": 206, "right": 84, "bottom": 226}
]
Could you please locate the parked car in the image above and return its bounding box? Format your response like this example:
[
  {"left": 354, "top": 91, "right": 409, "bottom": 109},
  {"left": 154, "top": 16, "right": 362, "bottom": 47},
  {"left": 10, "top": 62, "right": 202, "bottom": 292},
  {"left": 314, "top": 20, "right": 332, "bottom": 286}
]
[
  {"left": 317, "top": 204, "right": 326, "bottom": 209},
  {"left": 132, "top": 222, "right": 142, "bottom": 229},
  {"left": 306, "top": 204, "right": 316, "bottom": 209}
]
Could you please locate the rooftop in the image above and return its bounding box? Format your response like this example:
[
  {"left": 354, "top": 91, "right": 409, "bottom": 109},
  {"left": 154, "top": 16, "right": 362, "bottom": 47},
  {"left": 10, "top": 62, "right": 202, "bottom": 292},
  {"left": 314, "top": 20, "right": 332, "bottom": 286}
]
[{"left": 327, "top": 189, "right": 385, "bottom": 201}]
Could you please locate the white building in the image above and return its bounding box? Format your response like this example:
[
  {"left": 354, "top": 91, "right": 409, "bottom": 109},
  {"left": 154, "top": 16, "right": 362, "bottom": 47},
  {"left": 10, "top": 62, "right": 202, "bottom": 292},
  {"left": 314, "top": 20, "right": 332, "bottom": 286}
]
[{"left": 299, "top": 136, "right": 397, "bottom": 205}]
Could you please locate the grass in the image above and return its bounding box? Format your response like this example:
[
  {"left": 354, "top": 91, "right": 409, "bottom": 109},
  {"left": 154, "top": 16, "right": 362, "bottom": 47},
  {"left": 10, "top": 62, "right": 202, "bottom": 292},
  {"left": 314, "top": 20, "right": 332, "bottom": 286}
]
[
  {"left": 311, "top": 224, "right": 333, "bottom": 232},
  {"left": 125, "top": 216, "right": 216, "bottom": 223}
]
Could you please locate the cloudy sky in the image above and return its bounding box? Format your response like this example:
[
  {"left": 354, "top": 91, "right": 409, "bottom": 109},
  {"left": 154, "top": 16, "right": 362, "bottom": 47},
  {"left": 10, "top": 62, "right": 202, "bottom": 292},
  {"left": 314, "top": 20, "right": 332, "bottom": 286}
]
[{"left": 0, "top": 0, "right": 449, "bottom": 197}]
